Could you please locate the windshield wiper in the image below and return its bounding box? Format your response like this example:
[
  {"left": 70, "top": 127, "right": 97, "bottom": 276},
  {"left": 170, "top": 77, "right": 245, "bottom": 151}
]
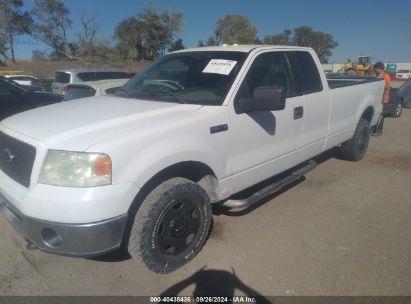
[{"left": 133, "top": 91, "right": 188, "bottom": 104}]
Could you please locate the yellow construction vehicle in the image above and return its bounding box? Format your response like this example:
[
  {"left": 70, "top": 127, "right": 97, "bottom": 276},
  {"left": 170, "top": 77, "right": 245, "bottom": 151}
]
[
  {"left": 339, "top": 56, "right": 373, "bottom": 75},
  {"left": 0, "top": 70, "right": 25, "bottom": 76}
]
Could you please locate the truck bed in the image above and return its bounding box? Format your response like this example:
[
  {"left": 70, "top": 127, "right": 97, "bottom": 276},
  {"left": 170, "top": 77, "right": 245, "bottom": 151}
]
[
  {"left": 327, "top": 74, "right": 382, "bottom": 89},
  {"left": 324, "top": 74, "right": 385, "bottom": 151}
]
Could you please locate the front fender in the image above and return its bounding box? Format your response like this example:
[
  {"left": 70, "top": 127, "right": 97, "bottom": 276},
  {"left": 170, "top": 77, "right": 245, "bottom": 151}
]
[
  {"left": 122, "top": 143, "right": 225, "bottom": 189},
  {"left": 89, "top": 131, "right": 230, "bottom": 189},
  {"left": 86, "top": 105, "right": 232, "bottom": 195}
]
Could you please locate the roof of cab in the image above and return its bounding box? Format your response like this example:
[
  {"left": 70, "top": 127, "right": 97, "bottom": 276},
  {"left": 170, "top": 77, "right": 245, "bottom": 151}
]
[{"left": 172, "top": 44, "right": 313, "bottom": 54}]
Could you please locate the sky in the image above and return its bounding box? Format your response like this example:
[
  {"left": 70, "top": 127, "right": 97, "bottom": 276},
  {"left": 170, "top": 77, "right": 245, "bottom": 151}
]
[{"left": 14, "top": 0, "right": 411, "bottom": 63}]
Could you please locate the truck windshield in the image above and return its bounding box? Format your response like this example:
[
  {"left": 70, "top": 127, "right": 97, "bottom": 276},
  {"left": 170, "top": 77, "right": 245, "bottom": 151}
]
[{"left": 118, "top": 51, "right": 247, "bottom": 105}]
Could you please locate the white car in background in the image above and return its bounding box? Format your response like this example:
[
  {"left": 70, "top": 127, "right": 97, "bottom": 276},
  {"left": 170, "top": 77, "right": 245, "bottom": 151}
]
[
  {"left": 396, "top": 70, "right": 411, "bottom": 80},
  {"left": 63, "top": 79, "right": 128, "bottom": 100},
  {"left": 52, "top": 68, "right": 130, "bottom": 94},
  {"left": 4, "top": 75, "right": 38, "bottom": 86}
]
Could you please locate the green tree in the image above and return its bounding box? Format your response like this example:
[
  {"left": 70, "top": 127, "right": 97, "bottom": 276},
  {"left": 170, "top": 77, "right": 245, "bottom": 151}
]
[
  {"left": 292, "top": 26, "right": 338, "bottom": 63},
  {"left": 31, "top": 0, "right": 76, "bottom": 60},
  {"left": 31, "top": 49, "right": 48, "bottom": 61},
  {"left": 200, "top": 14, "right": 256, "bottom": 46},
  {"left": 0, "top": 34, "right": 8, "bottom": 65},
  {"left": 263, "top": 26, "right": 338, "bottom": 63},
  {"left": 114, "top": 17, "right": 142, "bottom": 60},
  {"left": 262, "top": 30, "right": 292, "bottom": 45},
  {"left": 114, "top": 8, "right": 183, "bottom": 60},
  {"left": 0, "top": 0, "right": 33, "bottom": 63},
  {"left": 214, "top": 14, "right": 256, "bottom": 45},
  {"left": 168, "top": 38, "right": 184, "bottom": 52},
  {"left": 197, "top": 36, "right": 217, "bottom": 47},
  {"left": 77, "top": 13, "right": 100, "bottom": 59}
]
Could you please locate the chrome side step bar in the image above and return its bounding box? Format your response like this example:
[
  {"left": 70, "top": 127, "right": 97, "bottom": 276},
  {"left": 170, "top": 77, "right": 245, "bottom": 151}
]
[{"left": 222, "top": 160, "right": 317, "bottom": 209}]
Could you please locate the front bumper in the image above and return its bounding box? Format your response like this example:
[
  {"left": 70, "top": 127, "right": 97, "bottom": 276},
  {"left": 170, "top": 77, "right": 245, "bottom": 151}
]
[{"left": 0, "top": 195, "right": 128, "bottom": 257}]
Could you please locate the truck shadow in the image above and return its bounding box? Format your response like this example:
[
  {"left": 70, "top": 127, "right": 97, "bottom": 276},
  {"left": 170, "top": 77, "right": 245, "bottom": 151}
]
[
  {"left": 89, "top": 247, "right": 131, "bottom": 262},
  {"left": 159, "top": 266, "right": 271, "bottom": 302},
  {"left": 248, "top": 111, "right": 276, "bottom": 135}
]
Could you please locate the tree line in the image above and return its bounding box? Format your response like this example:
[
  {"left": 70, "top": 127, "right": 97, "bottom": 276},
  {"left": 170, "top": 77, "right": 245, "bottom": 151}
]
[{"left": 0, "top": 0, "right": 338, "bottom": 65}]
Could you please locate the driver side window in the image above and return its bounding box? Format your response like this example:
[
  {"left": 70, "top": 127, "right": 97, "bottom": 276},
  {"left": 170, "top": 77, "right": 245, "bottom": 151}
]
[{"left": 236, "top": 52, "right": 294, "bottom": 104}]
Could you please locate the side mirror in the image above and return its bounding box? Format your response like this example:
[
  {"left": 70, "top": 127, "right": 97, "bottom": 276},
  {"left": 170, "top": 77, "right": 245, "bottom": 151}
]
[{"left": 239, "top": 86, "right": 286, "bottom": 113}]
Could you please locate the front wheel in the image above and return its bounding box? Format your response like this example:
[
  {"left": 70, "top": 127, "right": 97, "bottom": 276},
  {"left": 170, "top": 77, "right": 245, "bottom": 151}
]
[
  {"left": 127, "top": 177, "right": 211, "bottom": 273},
  {"left": 340, "top": 118, "right": 371, "bottom": 161}
]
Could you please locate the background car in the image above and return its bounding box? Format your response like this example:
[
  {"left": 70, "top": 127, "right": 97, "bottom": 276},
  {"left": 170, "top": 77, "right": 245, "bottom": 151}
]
[
  {"left": 1, "top": 75, "right": 44, "bottom": 92},
  {"left": 397, "top": 80, "right": 411, "bottom": 108},
  {"left": 0, "top": 77, "right": 64, "bottom": 120},
  {"left": 4, "top": 74, "right": 38, "bottom": 86},
  {"left": 52, "top": 68, "right": 130, "bottom": 94},
  {"left": 396, "top": 69, "right": 411, "bottom": 80},
  {"left": 384, "top": 80, "right": 411, "bottom": 117},
  {"left": 63, "top": 79, "right": 128, "bottom": 100}
]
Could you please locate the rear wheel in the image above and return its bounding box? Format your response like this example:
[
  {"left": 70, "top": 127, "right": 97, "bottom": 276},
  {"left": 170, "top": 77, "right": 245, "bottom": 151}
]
[
  {"left": 391, "top": 101, "right": 403, "bottom": 118},
  {"left": 127, "top": 177, "right": 211, "bottom": 273},
  {"left": 340, "top": 118, "right": 371, "bottom": 161}
]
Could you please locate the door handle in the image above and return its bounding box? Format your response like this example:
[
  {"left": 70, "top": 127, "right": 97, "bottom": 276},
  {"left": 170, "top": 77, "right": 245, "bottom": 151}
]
[{"left": 294, "top": 106, "right": 304, "bottom": 119}]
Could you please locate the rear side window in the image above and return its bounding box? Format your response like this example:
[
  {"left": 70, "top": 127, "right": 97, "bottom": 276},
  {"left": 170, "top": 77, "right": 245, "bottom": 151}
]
[
  {"left": 55, "top": 72, "right": 71, "bottom": 83},
  {"left": 77, "top": 71, "right": 129, "bottom": 81},
  {"left": 287, "top": 51, "right": 322, "bottom": 95},
  {"left": 11, "top": 76, "right": 33, "bottom": 81},
  {"left": 77, "top": 72, "right": 95, "bottom": 81},
  {"left": 95, "top": 72, "right": 129, "bottom": 80},
  {"left": 64, "top": 86, "right": 96, "bottom": 100}
]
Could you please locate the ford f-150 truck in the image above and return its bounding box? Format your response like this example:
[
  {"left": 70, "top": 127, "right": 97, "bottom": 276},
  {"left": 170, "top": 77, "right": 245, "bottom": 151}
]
[{"left": 0, "top": 45, "right": 385, "bottom": 273}]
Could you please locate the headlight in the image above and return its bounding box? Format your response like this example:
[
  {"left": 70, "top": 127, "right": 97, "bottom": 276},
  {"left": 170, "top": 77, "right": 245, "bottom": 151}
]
[{"left": 39, "top": 150, "right": 112, "bottom": 187}]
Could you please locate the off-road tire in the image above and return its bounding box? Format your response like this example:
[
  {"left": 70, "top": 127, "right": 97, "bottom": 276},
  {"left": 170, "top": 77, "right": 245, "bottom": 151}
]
[
  {"left": 340, "top": 118, "right": 371, "bottom": 161},
  {"left": 127, "top": 177, "right": 212, "bottom": 274}
]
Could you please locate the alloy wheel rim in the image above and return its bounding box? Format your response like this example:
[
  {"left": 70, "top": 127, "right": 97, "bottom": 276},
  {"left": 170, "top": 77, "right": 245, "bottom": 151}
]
[{"left": 396, "top": 103, "right": 402, "bottom": 116}]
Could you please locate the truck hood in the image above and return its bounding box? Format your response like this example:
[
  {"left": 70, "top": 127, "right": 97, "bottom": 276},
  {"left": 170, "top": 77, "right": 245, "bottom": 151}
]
[{"left": 1, "top": 96, "right": 202, "bottom": 151}]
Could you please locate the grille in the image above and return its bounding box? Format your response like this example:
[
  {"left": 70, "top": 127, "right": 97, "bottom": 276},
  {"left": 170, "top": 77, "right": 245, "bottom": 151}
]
[{"left": 0, "top": 132, "right": 36, "bottom": 187}]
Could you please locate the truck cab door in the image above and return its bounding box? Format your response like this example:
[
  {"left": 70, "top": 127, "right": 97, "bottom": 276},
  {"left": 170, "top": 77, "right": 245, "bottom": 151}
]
[
  {"left": 228, "top": 51, "right": 305, "bottom": 194},
  {"left": 287, "top": 51, "right": 331, "bottom": 157}
]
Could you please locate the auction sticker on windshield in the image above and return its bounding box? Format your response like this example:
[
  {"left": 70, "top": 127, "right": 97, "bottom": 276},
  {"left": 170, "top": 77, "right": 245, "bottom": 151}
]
[{"left": 202, "top": 59, "right": 237, "bottom": 75}]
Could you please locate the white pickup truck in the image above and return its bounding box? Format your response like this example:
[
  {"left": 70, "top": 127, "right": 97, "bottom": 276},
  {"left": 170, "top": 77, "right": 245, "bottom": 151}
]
[{"left": 0, "top": 45, "right": 384, "bottom": 273}]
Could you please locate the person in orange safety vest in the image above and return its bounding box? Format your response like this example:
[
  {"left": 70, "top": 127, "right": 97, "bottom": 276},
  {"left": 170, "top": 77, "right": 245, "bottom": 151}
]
[{"left": 373, "top": 62, "right": 390, "bottom": 104}]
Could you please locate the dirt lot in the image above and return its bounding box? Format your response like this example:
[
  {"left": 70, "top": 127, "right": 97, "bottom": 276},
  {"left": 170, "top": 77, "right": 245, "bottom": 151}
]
[{"left": 0, "top": 111, "right": 410, "bottom": 296}]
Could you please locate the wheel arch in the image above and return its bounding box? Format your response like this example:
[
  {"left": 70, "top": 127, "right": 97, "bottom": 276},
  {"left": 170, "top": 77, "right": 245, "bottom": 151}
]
[
  {"left": 122, "top": 160, "right": 221, "bottom": 249},
  {"left": 360, "top": 106, "right": 374, "bottom": 123},
  {"left": 129, "top": 160, "right": 221, "bottom": 214}
]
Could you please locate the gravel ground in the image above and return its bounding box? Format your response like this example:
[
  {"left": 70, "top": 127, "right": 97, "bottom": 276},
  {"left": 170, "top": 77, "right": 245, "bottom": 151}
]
[{"left": 0, "top": 110, "right": 410, "bottom": 296}]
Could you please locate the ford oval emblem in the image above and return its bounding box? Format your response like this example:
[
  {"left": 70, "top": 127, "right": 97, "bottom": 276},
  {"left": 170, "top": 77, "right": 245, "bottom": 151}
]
[{"left": 1, "top": 148, "right": 15, "bottom": 163}]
